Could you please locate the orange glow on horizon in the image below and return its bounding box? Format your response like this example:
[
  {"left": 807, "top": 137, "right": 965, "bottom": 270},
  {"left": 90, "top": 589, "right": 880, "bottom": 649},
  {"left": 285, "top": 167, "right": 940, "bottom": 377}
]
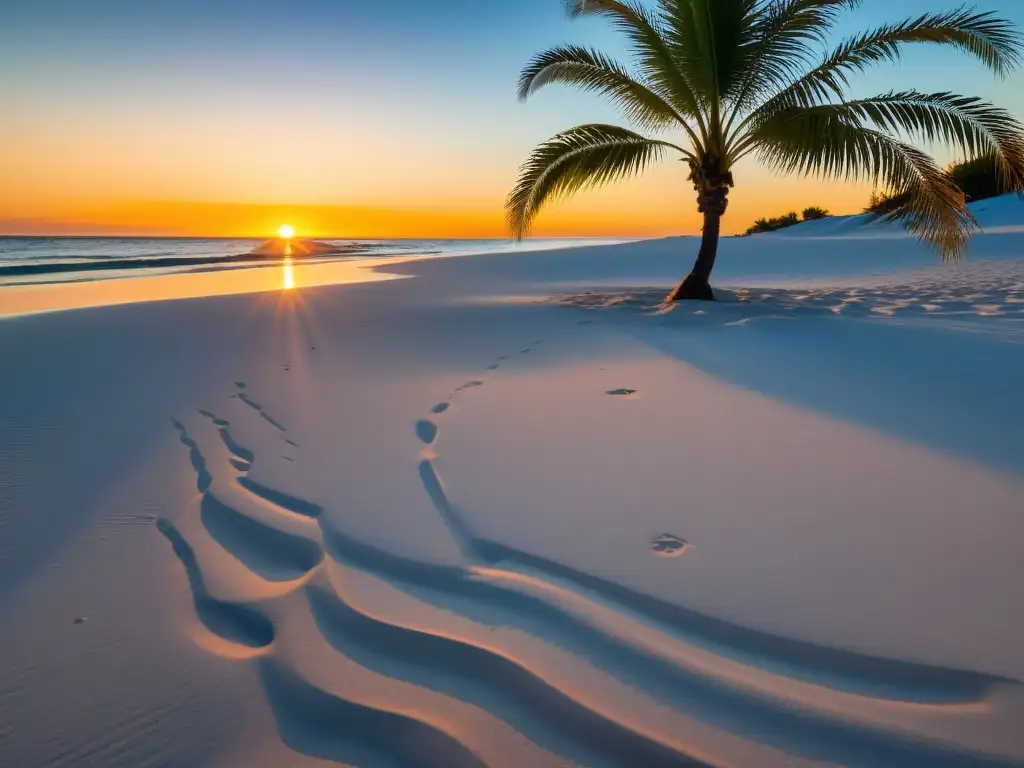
[{"left": 0, "top": 176, "right": 874, "bottom": 240}]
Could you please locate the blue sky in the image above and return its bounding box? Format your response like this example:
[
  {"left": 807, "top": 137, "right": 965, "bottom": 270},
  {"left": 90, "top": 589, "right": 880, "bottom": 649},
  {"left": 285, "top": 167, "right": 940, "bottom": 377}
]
[{"left": 8, "top": 0, "right": 1021, "bottom": 114}]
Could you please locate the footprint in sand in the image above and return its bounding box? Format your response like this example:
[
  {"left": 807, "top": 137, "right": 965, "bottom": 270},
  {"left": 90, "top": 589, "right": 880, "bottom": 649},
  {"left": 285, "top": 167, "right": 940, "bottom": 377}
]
[
  {"left": 222, "top": 437, "right": 256, "bottom": 465},
  {"left": 606, "top": 388, "right": 637, "bottom": 397},
  {"left": 215, "top": 423, "right": 255, "bottom": 464},
  {"left": 171, "top": 418, "right": 212, "bottom": 493},
  {"left": 260, "top": 412, "right": 287, "bottom": 432},
  {"left": 239, "top": 393, "right": 263, "bottom": 410},
  {"left": 415, "top": 419, "right": 439, "bottom": 445},
  {"left": 651, "top": 533, "right": 688, "bottom": 557},
  {"left": 199, "top": 410, "right": 230, "bottom": 427},
  {"left": 199, "top": 494, "right": 323, "bottom": 582},
  {"left": 155, "top": 518, "right": 275, "bottom": 648},
  {"left": 233, "top": 390, "right": 289, "bottom": 432}
]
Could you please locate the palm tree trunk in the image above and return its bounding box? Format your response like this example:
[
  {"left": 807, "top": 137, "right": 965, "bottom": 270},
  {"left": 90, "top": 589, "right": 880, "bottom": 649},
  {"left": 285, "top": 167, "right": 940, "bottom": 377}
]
[{"left": 668, "top": 209, "right": 720, "bottom": 301}]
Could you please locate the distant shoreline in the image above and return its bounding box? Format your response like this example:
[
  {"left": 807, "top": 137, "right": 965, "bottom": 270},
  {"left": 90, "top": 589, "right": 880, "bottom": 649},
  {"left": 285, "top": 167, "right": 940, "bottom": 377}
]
[
  {"left": 0, "top": 251, "right": 261, "bottom": 278},
  {"left": 0, "top": 244, "right": 391, "bottom": 279},
  {"left": 0, "top": 236, "right": 635, "bottom": 289}
]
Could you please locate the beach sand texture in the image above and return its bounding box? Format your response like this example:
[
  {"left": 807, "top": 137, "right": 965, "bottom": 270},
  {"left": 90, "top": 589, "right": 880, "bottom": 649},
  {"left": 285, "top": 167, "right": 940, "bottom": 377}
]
[{"left": 2, "top": 196, "right": 1024, "bottom": 767}]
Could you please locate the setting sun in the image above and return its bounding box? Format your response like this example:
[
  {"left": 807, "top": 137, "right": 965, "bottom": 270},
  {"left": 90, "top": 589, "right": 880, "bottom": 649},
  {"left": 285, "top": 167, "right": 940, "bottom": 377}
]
[{"left": 277, "top": 224, "right": 296, "bottom": 239}]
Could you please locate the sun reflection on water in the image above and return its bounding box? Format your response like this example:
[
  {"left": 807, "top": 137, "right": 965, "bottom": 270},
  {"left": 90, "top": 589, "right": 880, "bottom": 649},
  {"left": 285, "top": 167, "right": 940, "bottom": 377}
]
[
  {"left": 0, "top": 253, "right": 417, "bottom": 318},
  {"left": 283, "top": 241, "right": 295, "bottom": 290}
]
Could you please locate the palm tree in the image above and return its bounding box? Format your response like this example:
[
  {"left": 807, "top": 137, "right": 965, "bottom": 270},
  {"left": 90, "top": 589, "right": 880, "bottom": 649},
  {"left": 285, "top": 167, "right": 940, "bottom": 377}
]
[{"left": 506, "top": 0, "right": 1024, "bottom": 300}]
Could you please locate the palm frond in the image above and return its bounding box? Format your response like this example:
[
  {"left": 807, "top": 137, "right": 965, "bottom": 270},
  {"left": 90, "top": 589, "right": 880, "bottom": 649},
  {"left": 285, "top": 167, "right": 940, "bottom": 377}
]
[
  {"left": 739, "top": 90, "right": 1024, "bottom": 188},
  {"left": 725, "top": 0, "right": 860, "bottom": 119},
  {"left": 506, "top": 124, "right": 683, "bottom": 239},
  {"left": 563, "top": 0, "right": 708, "bottom": 147},
  {"left": 825, "top": 91, "right": 1024, "bottom": 185},
  {"left": 656, "top": 0, "right": 761, "bottom": 115},
  {"left": 750, "top": 108, "right": 977, "bottom": 259},
  {"left": 517, "top": 45, "right": 687, "bottom": 130},
  {"left": 756, "top": 7, "right": 1023, "bottom": 116}
]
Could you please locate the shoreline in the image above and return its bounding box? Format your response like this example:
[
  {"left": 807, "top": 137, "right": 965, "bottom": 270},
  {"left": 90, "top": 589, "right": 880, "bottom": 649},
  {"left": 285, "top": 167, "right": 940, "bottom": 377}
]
[
  {"left": 0, "top": 237, "right": 644, "bottom": 319},
  {"left": 0, "top": 236, "right": 632, "bottom": 281},
  {"left": 0, "top": 255, "right": 410, "bottom": 318}
]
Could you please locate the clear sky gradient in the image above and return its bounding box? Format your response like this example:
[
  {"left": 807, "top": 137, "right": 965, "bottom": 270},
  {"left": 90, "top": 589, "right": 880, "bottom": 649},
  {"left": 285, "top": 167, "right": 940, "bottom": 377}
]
[{"left": 3, "top": 0, "right": 1023, "bottom": 238}]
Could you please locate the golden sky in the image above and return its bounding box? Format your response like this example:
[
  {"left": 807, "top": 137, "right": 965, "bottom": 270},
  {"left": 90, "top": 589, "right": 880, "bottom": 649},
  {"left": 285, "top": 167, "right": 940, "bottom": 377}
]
[{"left": 0, "top": 159, "right": 873, "bottom": 239}]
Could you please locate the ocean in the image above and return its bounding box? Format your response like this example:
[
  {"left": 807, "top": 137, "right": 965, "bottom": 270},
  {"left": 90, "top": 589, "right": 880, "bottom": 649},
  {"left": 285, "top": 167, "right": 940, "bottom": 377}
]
[{"left": 0, "top": 237, "right": 626, "bottom": 287}]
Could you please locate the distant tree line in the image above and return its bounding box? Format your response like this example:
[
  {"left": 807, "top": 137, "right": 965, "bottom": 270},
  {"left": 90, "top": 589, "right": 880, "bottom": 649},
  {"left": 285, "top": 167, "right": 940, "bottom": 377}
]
[{"left": 744, "top": 207, "right": 829, "bottom": 235}]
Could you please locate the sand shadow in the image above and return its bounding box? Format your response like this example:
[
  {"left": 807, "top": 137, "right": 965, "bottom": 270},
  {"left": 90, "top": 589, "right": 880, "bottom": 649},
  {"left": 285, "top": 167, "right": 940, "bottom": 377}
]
[
  {"left": 155, "top": 518, "right": 274, "bottom": 649},
  {"left": 199, "top": 493, "right": 323, "bottom": 582},
  {"left": 556, "top": 282, "right": 1024, "bottom": 475}
]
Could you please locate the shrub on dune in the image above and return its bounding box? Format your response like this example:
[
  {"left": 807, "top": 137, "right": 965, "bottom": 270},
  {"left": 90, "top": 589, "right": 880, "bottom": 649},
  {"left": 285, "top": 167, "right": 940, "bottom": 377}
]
[{"left": 745, "top": 211, "right": 800, "bottom": 234}]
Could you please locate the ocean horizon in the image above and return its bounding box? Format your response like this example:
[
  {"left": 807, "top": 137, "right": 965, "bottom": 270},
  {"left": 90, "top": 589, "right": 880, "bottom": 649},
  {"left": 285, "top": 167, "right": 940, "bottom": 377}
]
[{"left": 0, "top": 236, "right": 633, "bottom": 286}]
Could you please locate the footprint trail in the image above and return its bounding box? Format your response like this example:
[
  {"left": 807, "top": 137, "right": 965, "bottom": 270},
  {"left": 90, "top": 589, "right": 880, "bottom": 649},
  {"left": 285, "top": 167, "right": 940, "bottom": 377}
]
[
  {"left": 401, "top": 334, "right": 1023, "bottom": 765},
  {"left": 150, "top": 354, "right": 1023, "bottom": 768}
]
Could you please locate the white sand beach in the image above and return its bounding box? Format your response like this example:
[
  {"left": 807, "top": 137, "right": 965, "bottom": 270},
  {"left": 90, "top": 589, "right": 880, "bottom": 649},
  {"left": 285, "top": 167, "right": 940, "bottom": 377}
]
[{"left": 2, "top": 197, "right": 1024, "bottom": 767}]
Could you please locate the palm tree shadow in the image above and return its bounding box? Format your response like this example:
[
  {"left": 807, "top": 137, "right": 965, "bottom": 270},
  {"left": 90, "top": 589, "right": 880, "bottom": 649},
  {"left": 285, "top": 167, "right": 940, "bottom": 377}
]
[{"left": 557, "top": 280, "right": 1024, "bottom": 476}]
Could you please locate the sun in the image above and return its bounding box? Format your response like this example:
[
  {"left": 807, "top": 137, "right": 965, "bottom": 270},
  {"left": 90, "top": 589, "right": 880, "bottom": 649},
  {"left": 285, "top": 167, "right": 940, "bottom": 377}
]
[{"left": 277, "top": 224, "right": 296, "bottom": 239}]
